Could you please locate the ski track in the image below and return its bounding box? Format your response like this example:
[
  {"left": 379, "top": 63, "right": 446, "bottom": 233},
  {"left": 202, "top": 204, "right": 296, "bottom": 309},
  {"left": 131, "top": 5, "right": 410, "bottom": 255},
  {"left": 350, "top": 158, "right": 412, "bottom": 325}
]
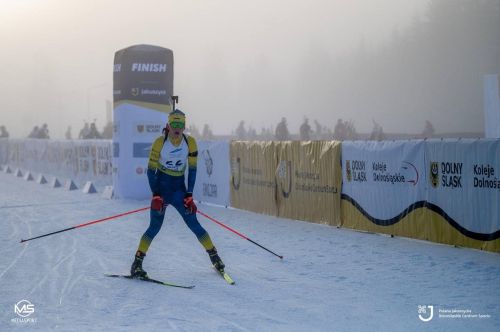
[{"left": 1, "top": 171, "right": 499, "bottom": 331}]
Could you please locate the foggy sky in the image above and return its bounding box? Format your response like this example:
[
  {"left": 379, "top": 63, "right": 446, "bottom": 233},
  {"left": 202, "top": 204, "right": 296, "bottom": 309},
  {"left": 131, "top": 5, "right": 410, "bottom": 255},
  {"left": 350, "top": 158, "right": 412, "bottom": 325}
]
[{"left": 0, "top": 0, "right": 442, "bottom": 138}]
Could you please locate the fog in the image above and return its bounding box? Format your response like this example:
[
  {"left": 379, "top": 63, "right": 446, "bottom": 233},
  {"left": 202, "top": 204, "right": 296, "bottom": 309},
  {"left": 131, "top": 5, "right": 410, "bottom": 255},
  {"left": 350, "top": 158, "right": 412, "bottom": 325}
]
[{"left": 1, "top": 0, "right": 498, "bottom": 139}]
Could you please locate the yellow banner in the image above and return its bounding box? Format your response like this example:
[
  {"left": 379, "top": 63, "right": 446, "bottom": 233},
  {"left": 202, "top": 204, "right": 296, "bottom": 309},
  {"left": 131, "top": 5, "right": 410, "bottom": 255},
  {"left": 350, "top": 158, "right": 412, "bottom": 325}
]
[
  {"left": 230, "top": 141, "right": 278, "bottom": 216},
  {"left": 276, "top": 141, "right": 342, "bottom": 226}
]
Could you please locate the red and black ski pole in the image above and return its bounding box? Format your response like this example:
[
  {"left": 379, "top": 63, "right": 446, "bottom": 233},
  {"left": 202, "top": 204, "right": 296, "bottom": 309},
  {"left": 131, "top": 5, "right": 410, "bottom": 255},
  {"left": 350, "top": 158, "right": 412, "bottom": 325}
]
[
  {"left": 197, "top": 210, "right": 283, "bottom": 259},
  {"left": 20, "top": 206, "right": 150, "bottom": 243}
]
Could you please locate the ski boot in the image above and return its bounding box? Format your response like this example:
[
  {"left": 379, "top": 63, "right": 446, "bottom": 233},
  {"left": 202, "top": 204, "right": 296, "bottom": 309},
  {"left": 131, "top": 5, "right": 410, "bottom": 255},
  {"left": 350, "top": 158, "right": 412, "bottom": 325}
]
[
  {"left": 207, "top": 247, "right": 225, "bottom": 272},
  {"left": 130, "top": 251, "right": 148, "bottom": 278}
]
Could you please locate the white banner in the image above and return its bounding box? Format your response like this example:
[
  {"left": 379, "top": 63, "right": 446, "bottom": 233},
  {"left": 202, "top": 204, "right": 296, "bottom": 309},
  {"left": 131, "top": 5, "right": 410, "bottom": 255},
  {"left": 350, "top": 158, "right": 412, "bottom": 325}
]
[
  {"left": 193, "top": 141, "right": 230, "bottom": 207},
  {"left": 425, "top": 139, "right": 500, "bottom": 237},
  {"left": 342, "top": 140, "right": 426, "bottom": 222},
  {"left": 112, "top": 104, "right": 166, "bottom": 199},
  {"left": 5, "top": 139, "right": 112, "bottom": 186}
]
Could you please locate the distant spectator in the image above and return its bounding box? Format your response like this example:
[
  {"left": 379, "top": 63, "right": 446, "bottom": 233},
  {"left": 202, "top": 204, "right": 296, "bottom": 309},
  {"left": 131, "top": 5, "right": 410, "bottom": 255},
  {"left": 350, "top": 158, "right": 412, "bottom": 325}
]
[
  {"left": 101, "top": 121, "right": 113, "bottom": 139},
  {"left": 0, "top": 125, "right": 9, "bottom": 138},
  {"left": 28, "top": 126, "right": 40, "bottom": 138},
  {"left": 235, "top": 121, "right": 247, "bottom": 140},
  {"left": 86, "top": 122, "right": 102, "bottom": 139},
  {"left": 38, "top": 123, "right": 50, "bottom": 139},
  {"left": 299, "top": 118, "right": 312, "bottom": 140},
  {"left": 370, "top": 120, "right": 385, "bottom": 141},
  {"left": 79, "top": 122, "right": 90, "bottom": 139},
  {"left": 65, "top": 126, "right": 72, "bottom": 140},
  {"left": 421, "top": 120, "right": 435, "bottom": 138},
  {"left": 333, "top": 119, "right": 347, "bottom": 140},
  {"left": 275, "top": 117, "right": 290, "bottom": 140}
]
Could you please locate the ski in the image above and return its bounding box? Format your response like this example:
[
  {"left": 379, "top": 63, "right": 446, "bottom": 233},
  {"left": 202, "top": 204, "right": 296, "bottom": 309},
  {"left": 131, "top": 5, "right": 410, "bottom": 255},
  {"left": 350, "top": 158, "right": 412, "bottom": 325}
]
[
  {"left": 215, "top": 268, "right": 235, "bottom": 285},
  {"left": 105, "top": 274, "right": 195, "bottom": 289}
]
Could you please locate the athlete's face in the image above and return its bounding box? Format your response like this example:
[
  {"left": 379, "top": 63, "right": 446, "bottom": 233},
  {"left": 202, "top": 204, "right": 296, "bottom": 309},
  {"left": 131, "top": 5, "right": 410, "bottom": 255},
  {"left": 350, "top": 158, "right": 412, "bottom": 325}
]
[{"left": 168, "top": 122, "right": 185, "bottom": 138}]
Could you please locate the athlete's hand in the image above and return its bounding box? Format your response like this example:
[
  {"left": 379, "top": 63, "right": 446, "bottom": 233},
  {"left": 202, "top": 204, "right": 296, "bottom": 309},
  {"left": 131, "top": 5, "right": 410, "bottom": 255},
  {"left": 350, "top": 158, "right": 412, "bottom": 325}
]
[
  {"left": 151, "top": 195, "right": 165, "bottom": 212},
  {"left": 183, "top": 193, "right": 197, "bottom": 214}
]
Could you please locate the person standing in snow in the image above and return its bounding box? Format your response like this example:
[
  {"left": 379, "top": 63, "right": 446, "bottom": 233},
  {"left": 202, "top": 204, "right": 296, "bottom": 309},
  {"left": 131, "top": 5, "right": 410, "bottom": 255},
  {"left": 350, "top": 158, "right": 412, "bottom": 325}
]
[{"left": 130, "top": 109, "right": 226, "bottom": 278}]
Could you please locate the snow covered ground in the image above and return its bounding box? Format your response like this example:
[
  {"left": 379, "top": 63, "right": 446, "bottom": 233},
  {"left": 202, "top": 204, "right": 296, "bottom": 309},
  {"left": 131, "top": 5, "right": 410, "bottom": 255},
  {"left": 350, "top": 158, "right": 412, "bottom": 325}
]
[{"left": 1, "top": 170, "right": 499, "bottom": 331}]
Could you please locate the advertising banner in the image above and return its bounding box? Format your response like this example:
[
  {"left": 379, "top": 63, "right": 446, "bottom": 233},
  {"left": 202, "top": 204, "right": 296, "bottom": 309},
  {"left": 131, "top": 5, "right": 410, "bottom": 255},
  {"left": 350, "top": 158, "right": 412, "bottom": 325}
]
[
  {"left": 276, "top": 141, "right": 342, "bottom": 226},
  {"left": 193, "top": 141, "right": 230, "bottom": 207},
  {"left": 5, "top": 139, "right": 112, "bottom": 186},
  {"left": 113, "top": 44, "right": 174, "bottom": 199},
  {"left": 341, "top": 140, "right": 428, "bottom": 238},
  {"left": 230, "top": 141, "right": 278, "bottom": 216},
  {"left": 425, "top": 139, "right": 500, "bottom": 251}
]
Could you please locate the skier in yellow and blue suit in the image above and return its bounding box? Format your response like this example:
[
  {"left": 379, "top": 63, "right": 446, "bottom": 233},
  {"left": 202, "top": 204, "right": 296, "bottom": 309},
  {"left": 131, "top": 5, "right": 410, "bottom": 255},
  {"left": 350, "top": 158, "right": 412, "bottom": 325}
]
[{"left": 130, "top": 109, "right": 225, "bottom": 278}]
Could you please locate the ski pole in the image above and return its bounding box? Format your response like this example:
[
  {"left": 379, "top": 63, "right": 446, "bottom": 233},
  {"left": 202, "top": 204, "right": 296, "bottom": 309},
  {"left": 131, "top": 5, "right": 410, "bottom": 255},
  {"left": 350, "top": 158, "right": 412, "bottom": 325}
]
[
  {"left": 197, "top": 210, "right": 283, "bottom": 259},
  {"left": 20, "top": 206, "right": 150, "bottom": 243}
]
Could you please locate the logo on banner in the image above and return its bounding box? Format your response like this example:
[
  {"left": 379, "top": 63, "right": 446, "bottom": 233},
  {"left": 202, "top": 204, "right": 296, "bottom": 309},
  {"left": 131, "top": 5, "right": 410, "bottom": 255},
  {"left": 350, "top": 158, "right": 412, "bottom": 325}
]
[
  {"left": 401, "top": 161, "right": 419, "bottom": 186},
  {"left": 430, "top": 162, "right": 439, "bottom": 188},
  {"left": 277, "top": 160, "right": 292, "bottom": 198},
  {"left": 202, "top": 150, "right": 213, "bottom": 177},
  {"left": 131, "top": 88, "right": 139, "bottom": 97},
  {"left": 346, "top": 160, "right": 352, "bottom": 182},
  {"left": 431, "top": 162, "right": 463, "bottom": 188},
  {"left": 231, "top": 157, "right": 241, "bottom": 190},
  {"left": 137, "top": 125, "right": 144, "bottom": 133}
]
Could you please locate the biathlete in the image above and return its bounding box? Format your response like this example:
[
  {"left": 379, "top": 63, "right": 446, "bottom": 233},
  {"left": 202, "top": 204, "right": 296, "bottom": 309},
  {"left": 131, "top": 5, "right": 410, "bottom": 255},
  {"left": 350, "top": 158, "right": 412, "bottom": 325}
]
[{"left": 130, "top": 109, "right": 226, "bottom": 278}]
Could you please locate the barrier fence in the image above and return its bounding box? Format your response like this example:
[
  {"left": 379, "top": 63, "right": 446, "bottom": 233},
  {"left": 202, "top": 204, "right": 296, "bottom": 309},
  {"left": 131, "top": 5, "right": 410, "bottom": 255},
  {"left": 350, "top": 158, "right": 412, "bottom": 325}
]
[{"left": 1, "top": 138, "right": 498, "bottom": 252}]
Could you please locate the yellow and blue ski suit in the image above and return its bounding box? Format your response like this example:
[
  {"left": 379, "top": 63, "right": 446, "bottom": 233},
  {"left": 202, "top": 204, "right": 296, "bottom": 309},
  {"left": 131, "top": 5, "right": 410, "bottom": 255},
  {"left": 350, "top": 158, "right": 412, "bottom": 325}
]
[{"left": 136, "top": 133, "right": 215, "bottom": 254}]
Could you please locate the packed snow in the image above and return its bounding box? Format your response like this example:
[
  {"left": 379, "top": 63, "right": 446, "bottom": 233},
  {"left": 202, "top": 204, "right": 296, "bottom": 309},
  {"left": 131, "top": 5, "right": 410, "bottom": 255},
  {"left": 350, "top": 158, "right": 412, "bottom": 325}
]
[{"left": 1, "top": 171, "right": 498, "bottom": 331}]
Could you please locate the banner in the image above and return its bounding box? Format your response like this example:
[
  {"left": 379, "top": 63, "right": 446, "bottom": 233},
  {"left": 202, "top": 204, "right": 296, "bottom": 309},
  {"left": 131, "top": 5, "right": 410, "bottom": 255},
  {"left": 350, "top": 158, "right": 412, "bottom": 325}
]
[
  {"left": 5, "top": 139, "right": 112, "bottom": 186},
  {"left": 113, "top": 44, "right": 174, "bottom": 199},
  {"left": 484, "top": 74, "right": 500, "bottom": 138},
  {"left": 425, "top": 139, "right": 500, "bottom": 251},
  {"left": 341, "top": 140, "right": 500, "bottom": 252},
  {"left": 341, "top": 140, "right": 427, "bottom": 236},
  {"left": 193, "top": 141, "right": 230, "bottom": 207},
  {"left": 276, "top": 141, "right": 342, "bottom": 226},
  {"left": 230, "top": 141, "right": 278, "bottom": 216}
]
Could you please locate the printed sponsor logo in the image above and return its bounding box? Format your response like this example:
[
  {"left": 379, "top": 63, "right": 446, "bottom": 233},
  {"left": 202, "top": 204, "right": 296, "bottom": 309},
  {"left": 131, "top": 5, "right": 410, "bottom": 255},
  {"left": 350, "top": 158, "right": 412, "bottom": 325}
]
[
  {"left": 473, "top": 163, "right": 500, "bottom": 189},
  {"left": 202, "top": 150, "right": 213, "bottom": 177},
  {"left": 131, "top": 88, "right": 139, "bottom": 97},
  {"left": 132, "top": 143, "right": 151, "bottom": 158},
  {"left": 346, "top": 160, "right": 352, "bottom": 182},
  {"left": 203, "top": 183, "right": 218, "bottom": 197},
  {"left": 135, "top": 124, "right": 162, "bottom": 134},
  {"left": 346, "top": 160, "right": 366, "bottom": 182},
  {"left": 131, "top": 63, "right": 167, "bottom": 72},
  {"left": 432, "top": 162, "right": 463, "bottom": 188},
  {"left": 113, "top": 64, "right": 121, "bottom": 72},
  {"left": 136, "top": 167, "right": 144, "bottom": 175},
  {"left": 277, "top": 160, "right": 292, "bottom": 198},
  {"left": 430, "top": 162, "right": 439, "bottom": 188},
  {"left": 231, "top": 157, "right": 241, "bottom": 190}
]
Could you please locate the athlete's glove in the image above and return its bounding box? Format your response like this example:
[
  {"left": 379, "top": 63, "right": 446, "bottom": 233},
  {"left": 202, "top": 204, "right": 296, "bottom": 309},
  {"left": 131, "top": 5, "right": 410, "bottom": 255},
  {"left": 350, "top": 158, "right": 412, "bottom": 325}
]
[
  {"left": 183, "top": 193, "right": 197, "bottom": 214},
  {"left": 151, "top": 195, "right": 165, "bottom": 212}
]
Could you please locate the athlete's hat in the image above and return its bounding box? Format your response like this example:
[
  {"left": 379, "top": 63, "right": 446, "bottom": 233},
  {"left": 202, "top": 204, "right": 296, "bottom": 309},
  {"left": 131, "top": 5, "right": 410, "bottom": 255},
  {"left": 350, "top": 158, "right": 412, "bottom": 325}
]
[{"left": 168, "top": 109, "right": 186, "bottom": 128}]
